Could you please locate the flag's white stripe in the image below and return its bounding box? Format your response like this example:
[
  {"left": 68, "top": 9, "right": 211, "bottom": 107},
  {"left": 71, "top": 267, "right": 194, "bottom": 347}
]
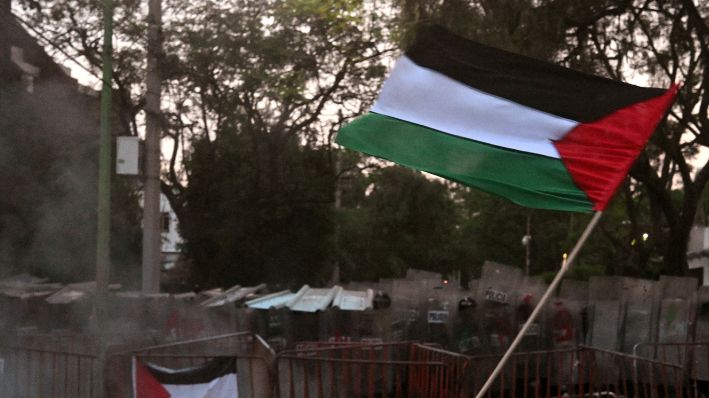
[
  {"left": 372, "top": 56, "right": 579, "bottom": 159},
  {"left": 163, "top": 373, "right": 238, "bottom": 398}
]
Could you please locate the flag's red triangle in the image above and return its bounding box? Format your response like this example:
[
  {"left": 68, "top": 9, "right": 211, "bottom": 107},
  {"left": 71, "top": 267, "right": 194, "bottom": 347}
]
[
  {"left": 554, "top": 85, "right": 679, "bottom": 210},
  {"left": 135, "top": 359, "right": 171, "bottom": 398}
]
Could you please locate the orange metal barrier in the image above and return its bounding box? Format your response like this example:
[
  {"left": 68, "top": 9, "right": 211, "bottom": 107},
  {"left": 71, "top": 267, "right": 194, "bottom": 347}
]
[
  {"left": 106, "top": 331, "right": 275, "bottom": 398},
  {"left": 465, "top": 345, "right": 688, "bottom": 398},
  {"left": 2, "top": 334, "right": 703, "bottom": 397},
  {"left": 634, "top": 341, "right": 709, "bottom": 395},
  {"left": 633, "top": 341, "right": 709, "bottom": 369},
  {"left": 276, "top": 341, "right": 692, "bottom": 398},
  {"left": 0, "top": 332, "right": 275, "bottom": 398},
  {"left": 407, "top": 343, "right": 471, "bottom": 397},
  {"left": 277, "top": 341, "right": 468, "bottom": 398}
]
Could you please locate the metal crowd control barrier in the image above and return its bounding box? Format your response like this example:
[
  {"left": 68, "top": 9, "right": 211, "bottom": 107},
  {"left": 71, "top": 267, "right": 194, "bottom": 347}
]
[
  {"left": 407, "top": 343, "right": 471, "bottom": 397},
  {"left": 277, "top": 341, "right": 470, "bottom": 398},
  {"left": 106, "top": 331, "right": 276, "bottom": 398},
  {"left": 632, "top": 341, "right": 709, "bottom": 369},
  {"left": 0, "top": 331, "right": 275, "bottom": 398},
  {"left": 0, "top": 335, "right": 701, "bottom": 397},
  {"left": 466, "top": 345, "right": 687, "bottom": 398},
  {"left": 0, "top": 342, "right": 99, "bottom": 397},
  {"left": 634, "top": 341, "right": 709, "bottom": 395}
]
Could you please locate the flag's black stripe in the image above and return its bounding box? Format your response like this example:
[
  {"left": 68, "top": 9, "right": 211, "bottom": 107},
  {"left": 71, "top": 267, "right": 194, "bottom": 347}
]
[
  {"left": 143, "top": 357, "right": 236, "bottom": 385},
  {"left": 406, "top": 25, "right": 666, "bottom": 123}
]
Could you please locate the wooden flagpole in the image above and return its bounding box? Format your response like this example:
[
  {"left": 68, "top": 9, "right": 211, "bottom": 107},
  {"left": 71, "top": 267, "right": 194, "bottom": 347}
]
[{"left": 474, "top": 210, "right": 604, "bottom": 398}]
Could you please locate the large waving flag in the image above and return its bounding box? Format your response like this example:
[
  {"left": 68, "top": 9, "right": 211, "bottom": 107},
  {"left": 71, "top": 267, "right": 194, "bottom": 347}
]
[
  {"left": 133, "top": 357, "right": 238, "bottom": 398},
  {"left": 336, "top": 25, "right": 678, "bottom": 212}
]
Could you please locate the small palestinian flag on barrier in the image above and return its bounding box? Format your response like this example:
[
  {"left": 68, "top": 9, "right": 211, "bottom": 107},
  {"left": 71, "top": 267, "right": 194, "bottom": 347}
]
[
  {"left": 336, "top": 25, "right": 678, "bottom": 212},
  {"left": 132, "top": 357, "right": 238, "bottom": 398}
]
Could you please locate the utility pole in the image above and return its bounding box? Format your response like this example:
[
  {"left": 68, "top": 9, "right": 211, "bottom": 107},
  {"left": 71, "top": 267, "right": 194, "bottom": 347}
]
[
  {"left": 96, "top": 0, "right": 113, "bottom": 295},
  {"left": 94, "top": 4, "right": 113, "bottom": 393},
  {"left": 331, "top": 154, "right": 342, "bottom": 285},
  {"left": 142, "top": 0, "right": 162, "bottom": 294}
]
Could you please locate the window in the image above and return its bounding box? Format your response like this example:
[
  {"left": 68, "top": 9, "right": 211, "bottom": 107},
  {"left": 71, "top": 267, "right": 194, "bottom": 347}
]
[{"left": 161, "top": 212, "right": 170, "bottom": 233}]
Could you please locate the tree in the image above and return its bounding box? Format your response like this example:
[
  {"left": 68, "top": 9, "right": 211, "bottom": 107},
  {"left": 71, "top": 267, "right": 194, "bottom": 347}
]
[
  {"left": 455, "top": 187, "right": 644, "bottom": 280},
  {"left": 337, "top": 167, "right": 471, "bottom": 281},
  {"left": 181, "top": 132, "right": 336, "bottom": 288},
  {"left": 16, "top": 0, "right": 392, "bottom": 287},
  {"left": 164, "top": 0, "right": 391, "bottom": 287},
  {"left": 394, "top": 0, "right": 706, "bottom": 276},
  {"left": 560, "top": 0, "right": 708, "bottom": 274},
  {"left": 26, "top": 0, "right": 702, "bottom": 285},
  {"left": 0, "top": 46, "right": 142, "bottom": 284}
]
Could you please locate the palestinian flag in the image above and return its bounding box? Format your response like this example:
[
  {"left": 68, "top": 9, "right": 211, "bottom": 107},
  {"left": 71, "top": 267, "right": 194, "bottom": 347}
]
[
  {"left": 336, "top": 25, "right": 678, "bottom": 212},
  {"left": 133, "top": 357, "right": 238, "bottom": 398}
]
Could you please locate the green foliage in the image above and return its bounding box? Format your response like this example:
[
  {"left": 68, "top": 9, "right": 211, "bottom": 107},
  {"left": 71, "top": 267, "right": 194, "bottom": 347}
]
[
  {"left": 540, "top": 263, "right": 605, "bottom": 283},
  {"left": 395, "top": 0, "right": 576, "bottom": 60},
  {"left": 18, "top": 0, "right": 392, "bottom": 287},
  {"left": 555, "top": 0, "right": 707, "bottom": 274},
  {"left": 394, "top": 0, "right": 708, "bottom": 277},
  {"left": 19, "top": 0, "right": 706, "bottom": 287},
  {"left": 109, "top": 178, "right": 143, "bottom": 288},
  {"left": 337, "top": 167, "right": 471, "bottom": 281},
  {"left": 164, "top": 0, "right": 391, "bottom": 287},
  {"left": 455, "top": 188, "right": 613, "bottom": 279},
  {"left": 0, "top": 79, "right": 142, "bottom": 284},
  {"left": 181, "top": 131, "right": 335, "bottom": 288}
]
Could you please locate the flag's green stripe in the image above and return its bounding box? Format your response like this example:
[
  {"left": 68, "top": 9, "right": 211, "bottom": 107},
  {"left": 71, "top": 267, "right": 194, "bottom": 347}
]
[{"left": 337, "top": 113, "right": 593, "bottom": 212}]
